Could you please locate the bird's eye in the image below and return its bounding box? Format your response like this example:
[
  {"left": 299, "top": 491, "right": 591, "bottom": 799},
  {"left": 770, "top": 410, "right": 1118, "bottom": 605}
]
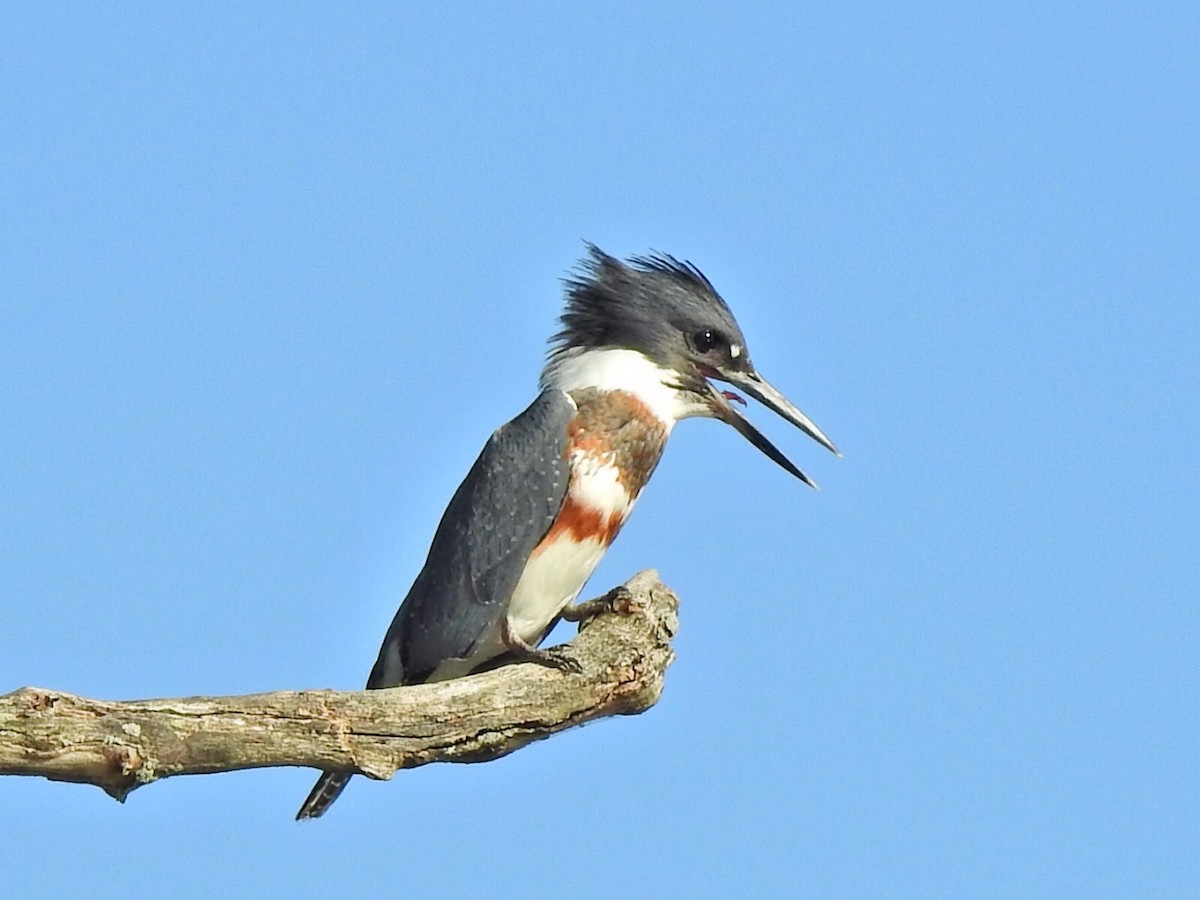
[{"left": 693, "top": 328, "right": 727, "bottom": 354}]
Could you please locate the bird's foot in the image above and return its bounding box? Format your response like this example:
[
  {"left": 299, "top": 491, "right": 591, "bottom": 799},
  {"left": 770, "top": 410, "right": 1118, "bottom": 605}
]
[
  {"left": 501, "top": 619, "right": 584, "bottom": 675},
  {"left": 561, "top": 585, "right": 637, "bottom": 624},
  {"left": 523, "top": 646, "right": 584, "bottom": 675}
]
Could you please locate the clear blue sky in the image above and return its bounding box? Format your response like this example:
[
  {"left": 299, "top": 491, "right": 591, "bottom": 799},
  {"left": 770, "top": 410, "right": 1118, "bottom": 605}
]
[{"left": 3, "top": 4, "right": 1196, "bottom": 897}]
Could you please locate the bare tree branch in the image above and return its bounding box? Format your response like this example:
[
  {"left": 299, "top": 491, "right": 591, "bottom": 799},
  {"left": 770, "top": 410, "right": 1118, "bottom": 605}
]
[{"left": 0, "top": 570, "right": 678, "bottom": 802}]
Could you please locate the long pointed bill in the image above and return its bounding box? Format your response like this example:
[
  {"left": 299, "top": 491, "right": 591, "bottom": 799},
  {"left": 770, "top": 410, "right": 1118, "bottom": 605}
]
[
  {"left": 720, "top": 368, "right": 840, "bottom": 456},
  {"left": 701, "top": 367, "right": 839, "bottom": 488},
  {"left": 707, "top": 383, "right": 818, "bottom": 487}
]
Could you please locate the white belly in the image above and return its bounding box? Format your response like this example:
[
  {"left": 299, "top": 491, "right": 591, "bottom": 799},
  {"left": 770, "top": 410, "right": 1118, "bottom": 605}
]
[{"left": 504, "top": 532, "right": 608, "bottom": 641}]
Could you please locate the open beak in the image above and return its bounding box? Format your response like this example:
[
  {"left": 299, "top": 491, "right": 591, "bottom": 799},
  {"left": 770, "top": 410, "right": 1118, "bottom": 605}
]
[{"left": 702, "top": 367, "right": 839, "bottom": 488}]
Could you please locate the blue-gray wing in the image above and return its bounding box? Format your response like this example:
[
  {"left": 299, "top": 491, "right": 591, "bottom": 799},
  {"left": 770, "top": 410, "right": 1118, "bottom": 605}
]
[{"left": 367, "top": 389, "right": 574, "bottom": 687}]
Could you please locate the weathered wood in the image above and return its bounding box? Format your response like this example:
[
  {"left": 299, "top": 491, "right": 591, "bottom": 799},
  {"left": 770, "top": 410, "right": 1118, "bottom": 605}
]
[{"left": 0, "top": 571, "right": 678, "bottom": 801}]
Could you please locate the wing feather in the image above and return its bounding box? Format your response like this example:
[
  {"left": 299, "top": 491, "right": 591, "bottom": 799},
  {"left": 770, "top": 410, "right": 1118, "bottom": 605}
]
[{"left": 367, "top": 390, "right": 574, "bottom": 686}]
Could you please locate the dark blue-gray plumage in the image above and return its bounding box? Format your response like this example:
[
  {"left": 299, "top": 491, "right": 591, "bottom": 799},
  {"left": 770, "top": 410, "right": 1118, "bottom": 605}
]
[{"left": 370, "top": 390, "right": 574, "bottom": 686}]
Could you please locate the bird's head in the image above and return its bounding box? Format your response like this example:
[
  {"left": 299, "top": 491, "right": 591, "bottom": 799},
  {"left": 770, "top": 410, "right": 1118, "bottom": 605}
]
[{"left": 542, "top": 245, "right": 839, "bottom": 487}]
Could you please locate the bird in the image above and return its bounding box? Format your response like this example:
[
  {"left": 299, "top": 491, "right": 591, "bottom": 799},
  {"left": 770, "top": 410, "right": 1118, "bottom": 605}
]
[{"left": 296, "top": 244, "right": 838, "bottom": 819}]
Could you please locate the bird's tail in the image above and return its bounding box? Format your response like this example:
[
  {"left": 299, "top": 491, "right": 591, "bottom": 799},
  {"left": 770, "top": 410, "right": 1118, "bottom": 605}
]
[{"left": 296, "top": 771, "right": 353, "bottom": 820}]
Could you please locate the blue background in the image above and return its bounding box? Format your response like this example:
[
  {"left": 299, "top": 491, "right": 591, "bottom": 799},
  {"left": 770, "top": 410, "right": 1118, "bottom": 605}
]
[{"left": 3, "top": 4, "right": 1196, "bottom": 897}]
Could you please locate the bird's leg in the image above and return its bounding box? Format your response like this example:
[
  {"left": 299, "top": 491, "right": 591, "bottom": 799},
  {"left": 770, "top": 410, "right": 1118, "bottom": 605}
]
[
  {"left": 561, "top": 584, "right": 635, "bottom": 623},
  {"left": 501, "top": 617, "right": 582, "bottom": 675}
]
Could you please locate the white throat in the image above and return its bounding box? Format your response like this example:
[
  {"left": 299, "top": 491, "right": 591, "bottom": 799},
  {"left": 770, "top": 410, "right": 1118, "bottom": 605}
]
[{"left": 541, "top": 348, "right": 706, "bottom": 427}]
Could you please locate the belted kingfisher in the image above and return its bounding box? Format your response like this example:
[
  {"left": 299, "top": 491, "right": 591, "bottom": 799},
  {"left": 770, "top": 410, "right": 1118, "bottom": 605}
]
[{"left": 296, "top": 245, "right": 838, "bottom": 819}]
